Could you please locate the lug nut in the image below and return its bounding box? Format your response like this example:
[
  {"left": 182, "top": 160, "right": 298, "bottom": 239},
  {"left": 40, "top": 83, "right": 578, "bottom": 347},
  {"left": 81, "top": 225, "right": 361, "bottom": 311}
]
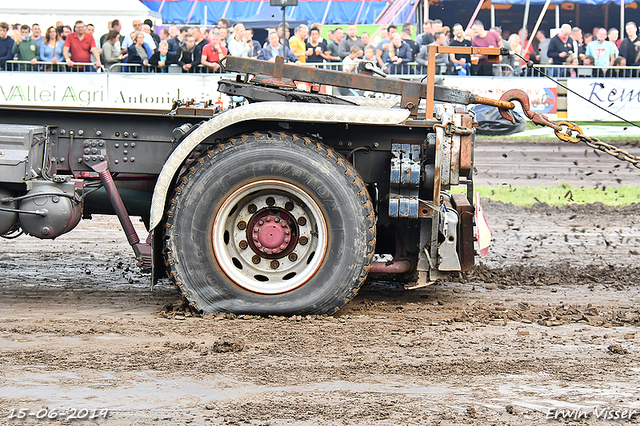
[
  {"left": 299, "top": 236, "right": 308, "bottom": 245},
  {"left": 297, "top": 217, "right": 307, "bottom": 226},
  {"left": 266, "top": 197, "right": 275, "bottom": 206},
  {"left": 270, "top": 260, "right": 280, "bottom": 269},
  {"left": 248, "top": 203, "right": 257, "bottom": 213},
  {"left": 252, "top": 255, "right": 261, "bottom": 264},
  {"left": 258, "top": 220, "right": 264, "bottom": 225},
  {"left": 237, "top": 221, "right": 247, "bottom": 230},
  {"left": 239, "top": 240, "right": 248, "bottom": 250},
  {"left": 288, "top": 253, "right": 298, "bottom": 262},
  {"left": 274, "top": 217, "right": 280, "bottom": 223},
  {"left": 285, "top": 201, "right": 294, "bottom": 211}
]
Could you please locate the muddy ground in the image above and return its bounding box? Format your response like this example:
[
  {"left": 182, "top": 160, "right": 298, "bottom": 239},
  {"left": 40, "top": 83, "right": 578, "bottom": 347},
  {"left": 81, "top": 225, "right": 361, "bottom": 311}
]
[{"left": 1, "top": 140, "right": 639, "bottom": 425}]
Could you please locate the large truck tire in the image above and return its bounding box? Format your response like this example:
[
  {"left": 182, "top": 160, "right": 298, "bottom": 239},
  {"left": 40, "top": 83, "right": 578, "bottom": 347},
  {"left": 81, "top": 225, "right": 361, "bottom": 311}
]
[{"left": 163, "top": 131, "right": 376, "bottom": 316}]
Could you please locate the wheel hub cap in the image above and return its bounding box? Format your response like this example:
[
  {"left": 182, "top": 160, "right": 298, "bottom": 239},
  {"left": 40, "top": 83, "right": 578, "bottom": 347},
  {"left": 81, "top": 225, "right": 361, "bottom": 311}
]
[{"left": 248, "top": 210, "right": 296, "bottom": 257}]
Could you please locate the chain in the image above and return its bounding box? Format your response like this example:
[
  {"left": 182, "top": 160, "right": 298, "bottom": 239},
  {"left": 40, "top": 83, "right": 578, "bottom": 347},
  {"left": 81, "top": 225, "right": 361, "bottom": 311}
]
[{"left": 551, "top": 121, "right": 640, "bottom": 169}]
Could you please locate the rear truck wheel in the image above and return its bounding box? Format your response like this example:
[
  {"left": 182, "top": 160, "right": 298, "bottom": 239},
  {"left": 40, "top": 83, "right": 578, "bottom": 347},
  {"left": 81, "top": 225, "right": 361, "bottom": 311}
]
[{"left": 163, "top": 131, "right": 376, "bottom": 316}]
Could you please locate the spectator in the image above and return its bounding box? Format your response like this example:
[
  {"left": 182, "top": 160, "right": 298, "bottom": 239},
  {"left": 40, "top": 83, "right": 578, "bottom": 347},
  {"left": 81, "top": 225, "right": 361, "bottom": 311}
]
[
  {"left": 149, "top": 40, "right": 177, "bottom": 72},
  {"left": 609, "top": 55, "right": 627, "bottom": 77},
  {"left": 11, "top": 24, "right": 40, "bottom": 71},
  {"left": 360, "top": 32, "right": 370, "bottom": 47},
  {"left": 63, "top": 20, "right": 101, "bottom": 71},
  {"left": 449, "top": 23, "right": 472, "bottom": 75},
  {"left": 176, "top": 33, "right": 198, "bottom": 72},
  {"left": 276, "top": 22, "right": 290, "bottom": 45},
  {"left": 190, "top": 26, "right": 208, "bottom": 56},
  {"left": 383, "top": 33, "right": 412, "bottom": 74},
  {"left": 144, "top": 19, "right": 161, "bottom": 47},
  {"left": 547, "top": 23, "right": 573, "bottom": 75},
  {"left": 0, "top": 21, "right": 14, "bottom": 70},
  {"left": 160, "top": 28, "right": 170, "bottom": 41},
  {"left": 339, "top": 24, "right": 364, "bottom": 59},
  {"left": 126, "top": 31, "right": 152, "bottom": 71},
  {"left": 583, "top": 54, "right": 595, "bottom": 66},
  {"left": 570, "top": 27, "right": 585, "bottom": 63},
  {"left": 619, "top": 21, "right": 639, "bottom": 66},
  {"left": 305, "top": 26, "right": 330, "bottom": 63},
  {"left": 99, "top": 21, "right": 112, "bottom": 47},
  {"left": 327, "top": 27, "right": 343, "bottom": 61},
  {"left": 401, "top": 23, "right": 418, "bottom": 58},
  {"left": 342, "top": 45, "right": 362, "bottom": 73},
  {"left": 168, "top": 24, "right": 178, "bottom": 39},
  {"left": 168, "top": 26, "right": 188, "bottom": 55},
  {"left": 102, "top": 29, "right": 125, "bottom": 70},
  {"left": 375, "top": 24, "right": 397, "bottom": 68},
  {"left": 31, "top": 23, "right": 44, "bottom": 51},
  {"left": 492, "top": 26, "right": 513, "bottom": 70},
  {"left": 362, "top": 44, "right": 376, "bottom": 64},
  {"left": 586, "top": 27, "right": 616, "bottom": 69},
  {"left": 257, "top": 31, "right": 298, "bottom": 62},
  {"left": 416, "top": 20, "right": 434, "bottom": 47},
  {"left": 201, "top": 31, "right": 227, "bottom": 72},
  {"left": 218, "top": 18, "right": 231, "bottom": 42},
  {"left": 564, "top": 54, "right": 579, "bottom": 77},
  {"left": 608, "top": 28, "right": 621, "bottom": 49},
  {"left": 109, "top": 20, "right": 125, "bottom": 46},
  {"left": 245, "top": 28, "right": 261, "bottom": 57},
  {"left": 122, "top": 20, "right": 156, "bottom": 52},
  {"left": 583, "top": 32, "right": 594, "bottom": 46},
  {"left": 86, "top": 24, "right": 95, "bottom": 35},
  {"left": 534, "top": 30, "right": 551, "bottom": 65},
  {"left": 41, "top": 25, "right": 65, "bottom": 68},
  {"left": 228, "top": 23, "right": 251, "bottom": 58},
  {"left": 416, "top": 31, "right": 448, "bottom": 74},
  {"left": 507, "top": 33, "right": 522, "bottom": 72},
  {"left": 433, "top": 19, "right": 443, "bottom": 34},
  {"left": 471, "top": 20, "right": 502, "bottom": 76},
  {"left": 288, "top": 24, "right": 308, "bottom": 63}
]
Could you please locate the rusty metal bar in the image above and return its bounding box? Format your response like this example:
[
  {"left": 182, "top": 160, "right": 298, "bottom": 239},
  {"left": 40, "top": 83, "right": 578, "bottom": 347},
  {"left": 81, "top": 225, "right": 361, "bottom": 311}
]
[
  {"left": 425, "top": 46, "right": 437, "bottom": 120},
  {"left": 221, "top": 56, "right": 514, "bottom": 118}
]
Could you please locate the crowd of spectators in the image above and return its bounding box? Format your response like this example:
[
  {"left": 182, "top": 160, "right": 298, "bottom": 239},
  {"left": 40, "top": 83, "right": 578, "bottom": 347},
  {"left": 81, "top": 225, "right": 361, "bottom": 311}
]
[{"left": 1, "top": 16, "right": 639, "bottom": 76}]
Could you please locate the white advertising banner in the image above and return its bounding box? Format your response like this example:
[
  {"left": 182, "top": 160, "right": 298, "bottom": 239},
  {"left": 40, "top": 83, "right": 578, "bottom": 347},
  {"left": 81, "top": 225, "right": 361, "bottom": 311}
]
[
  {"left": 567, "top": 78, "right": 639, "bottom": 121},
  {"left": 442, "top": 76, "right": 558, "bottom": 119},
  {"left": 0, "top": 72, "right": 224, "bottom": 110}
]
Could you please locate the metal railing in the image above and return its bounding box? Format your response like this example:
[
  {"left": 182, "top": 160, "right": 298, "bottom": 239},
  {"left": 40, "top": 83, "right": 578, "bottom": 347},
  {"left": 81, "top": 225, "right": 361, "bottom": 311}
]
[
  {"left": 5, "top": 59, "right": 639, "bottom": 79},
  {"left": 5, "top": 60, "right": 101, "bottom": 72},
  {"left": 107, "top": 63, "right": 226, "bottom": 73},
  {"left": 520, "top": 63, "right": 639, "bottom": 78}
]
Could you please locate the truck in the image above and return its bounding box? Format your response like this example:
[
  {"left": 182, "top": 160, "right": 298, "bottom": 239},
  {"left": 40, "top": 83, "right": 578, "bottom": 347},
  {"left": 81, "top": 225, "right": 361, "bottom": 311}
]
[{"left": 0, "top": 47, "right": 519, "bottom": 316}]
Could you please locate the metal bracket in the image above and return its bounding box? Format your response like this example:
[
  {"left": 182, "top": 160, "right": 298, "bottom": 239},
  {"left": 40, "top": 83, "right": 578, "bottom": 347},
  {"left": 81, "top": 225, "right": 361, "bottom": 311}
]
[
  {"left": 389, "top": 143, "right": 421, "bottom": 218},
  {"left": 437, "top": 209, "right": 462, "bottom": 271}
]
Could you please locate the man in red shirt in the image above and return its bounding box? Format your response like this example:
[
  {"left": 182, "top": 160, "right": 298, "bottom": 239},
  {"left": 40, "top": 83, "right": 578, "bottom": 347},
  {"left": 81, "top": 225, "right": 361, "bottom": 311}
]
[
  {"left": 201, "top": 31, "right": 227, "bottom": 73},
  {"left": 471, "top": 20, "right": 502, "bottom": 76},
  {"left": 63, "top": 20, "right": 101, "bottom": 71}
]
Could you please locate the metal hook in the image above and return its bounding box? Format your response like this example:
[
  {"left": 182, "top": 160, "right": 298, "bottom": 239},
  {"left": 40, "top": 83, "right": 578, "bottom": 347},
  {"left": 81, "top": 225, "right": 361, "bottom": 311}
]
[{"left": 498, "top": 89, "right": 561, "bottom": 131}]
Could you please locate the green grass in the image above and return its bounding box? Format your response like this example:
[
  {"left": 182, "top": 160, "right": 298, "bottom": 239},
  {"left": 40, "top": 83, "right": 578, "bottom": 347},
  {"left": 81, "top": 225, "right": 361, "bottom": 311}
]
[{"left": 452, "top": 184, "right": 640, "bottom": 206}]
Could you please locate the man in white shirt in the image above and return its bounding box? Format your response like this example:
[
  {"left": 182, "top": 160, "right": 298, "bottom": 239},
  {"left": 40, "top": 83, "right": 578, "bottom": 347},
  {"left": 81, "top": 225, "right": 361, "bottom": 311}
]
[{"left": 121, "top": 19, "right": 156, "bottom": 52}]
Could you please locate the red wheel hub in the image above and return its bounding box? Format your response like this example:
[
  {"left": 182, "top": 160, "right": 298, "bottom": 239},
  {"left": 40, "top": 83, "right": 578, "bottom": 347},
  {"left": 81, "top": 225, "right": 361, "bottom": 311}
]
[{"left": 246, "top": 209, "right": 298, "bottom": 258}]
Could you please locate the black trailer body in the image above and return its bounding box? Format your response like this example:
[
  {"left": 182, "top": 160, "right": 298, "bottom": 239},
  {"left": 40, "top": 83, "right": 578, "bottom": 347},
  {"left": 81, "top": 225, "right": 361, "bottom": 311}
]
[{"left": 0, "top": 51, "right": 504, "bottom": 315}]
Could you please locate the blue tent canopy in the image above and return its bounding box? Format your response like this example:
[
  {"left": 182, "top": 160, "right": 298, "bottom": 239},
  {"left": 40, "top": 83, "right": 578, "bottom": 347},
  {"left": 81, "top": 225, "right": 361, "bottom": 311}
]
[
  {"left": 491, "top": 0, "right": 618, "bottom": 3},
  {"left": 141, "top": 0, "right": 391, "bottom": 25}
]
